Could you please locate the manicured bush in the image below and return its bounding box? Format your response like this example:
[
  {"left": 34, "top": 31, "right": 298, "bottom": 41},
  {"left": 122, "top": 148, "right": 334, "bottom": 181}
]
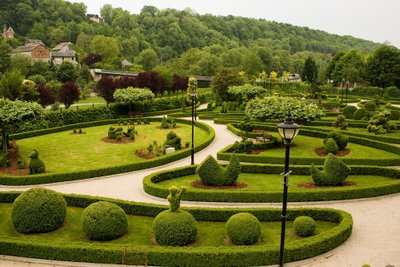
[
  {"left": 353, "top": 108, "right": 367, "bottom": 120},
  {"left": 311, "top": 153, "right": 351, "bottom": 186},
  {"left": 11, "top": 188, "right": 66, "bottom": 233},
  {"left": 363, "top": 101, "right": 376, "bottom": 111},
  {"left": 226, "top": 212, "right": 261, "bottom": 245},
  {"left": 389, "top": 109, "right": 400, "bottom": 120},
  {"left": 28, "top": 149, "right": 45, "bottom": 174},
  {"left": 231, "top": 139, "right": 254, "bottom": 154},
  {"left": 196, "top": 155, "right": 241, "bottom": 186},
  {"left": 81, "top": 201, "right": 128, "bottom": 241},
  {"left": 332, "top": 115, "right": 348, "bottom": 130},
  {"left": 342, "top": 106, "right": 357, "bottom": 119},
  {"left": 293, "top": 216, "right": 316, "bottom": 237},
  {"left": 326, "top": 132, "right": 349, "bottom": 150},
  {"left": 164, "top": 131, "right": 182, "bottom": 150},
  {"left": 324, "top": 138, "right": 338, "bottom": 155}
]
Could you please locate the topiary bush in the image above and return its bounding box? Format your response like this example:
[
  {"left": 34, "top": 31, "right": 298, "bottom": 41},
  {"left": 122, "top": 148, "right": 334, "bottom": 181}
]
[
  {"left": 164, "top": 131, "right": 182, "bottom": 150},
  {"left": 342, "top": 106, "right": 357, "bottom": 119},
  {"left": 323, "top": 138, "right": 338, "bottom": 155},
  {"left": 311, "top": 153, "right": 351, "bottom": 186},
  {"left": 332, "top": 115, "right": 348, "bottom": 130},
  {"left": 293, "top": 216, "right": 316, "bottom": 237},
  {"left": 153, "top": 186, "right": 197, "bottom": 246},
  {"left": 11, "top": 188, "right": 66, "bottom": 233},
  {"left": 353, "top": 108, "right": 367, "bottom": 120},
  {"left": 81, "top": 201, "right": 128, "bottom": 241},
  {"left": 231, "top": 139, "right": 254, "bottom": 154},
  {"left": 196, "top": 154, "right": 241, "bottom": 186},
  {"left": 325, "top": 131, "right": 349, "bottom": 151},
  {"left": 28, "top": 149, "right": 46, "bottom": 174},
  {"left": 363, "top": 101, "right": 376, "bottom": 111},
  {"left": 225, "top": 212, "right": 261, "bottom": 245}
]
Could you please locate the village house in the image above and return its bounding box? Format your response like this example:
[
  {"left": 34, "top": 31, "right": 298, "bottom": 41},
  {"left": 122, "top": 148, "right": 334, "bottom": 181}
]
[
  {"left": 2, "top": 25, "right": 14, "bottom": 39},
  {"left": 87, "top": 14, "right": 102, "bottom": 23},
  {"left": 51, "top": 42, "right": 77, "bottom": 65},
  {"left": 11, "top": 39, "right": 51, "bottom": 62}
]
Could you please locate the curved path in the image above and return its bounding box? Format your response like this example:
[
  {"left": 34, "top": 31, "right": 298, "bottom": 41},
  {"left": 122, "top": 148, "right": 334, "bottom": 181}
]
[{"left": 0, "top": 119, "right": 399, "bottom": 267}]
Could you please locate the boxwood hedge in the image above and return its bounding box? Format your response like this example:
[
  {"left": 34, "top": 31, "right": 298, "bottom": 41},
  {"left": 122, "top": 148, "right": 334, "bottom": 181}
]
[{"left": 0, "top": 191, "right": 352, "bottom": 267}]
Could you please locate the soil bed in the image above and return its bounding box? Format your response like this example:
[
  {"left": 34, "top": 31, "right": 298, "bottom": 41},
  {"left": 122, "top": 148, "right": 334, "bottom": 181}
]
[
  {"left": 315, "top": 148, "right": 350, "bottom": 157},
  {"left": 0, "top": 141, "right": 29, "bottom": 176},
  {"left": 298, "top": 181, "right": 356, "bottom": 188},
  {"left": 191, "top": 180, "right": 247, "bottom": 189},
  {"left": 101, "top": 136, "right": 134, "bottom": 144}
]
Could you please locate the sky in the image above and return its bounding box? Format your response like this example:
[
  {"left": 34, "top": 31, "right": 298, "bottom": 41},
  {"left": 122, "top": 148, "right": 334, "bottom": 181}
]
[{"left": 68, "top": 0, "right": 400, "bottom": 48}]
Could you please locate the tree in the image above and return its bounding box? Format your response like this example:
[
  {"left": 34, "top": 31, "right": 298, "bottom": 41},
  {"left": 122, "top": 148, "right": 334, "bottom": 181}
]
[
  {"left": 0, "top": 69, "right": 24, "bottom": 100},
  {"left": 135, "top": 48, "right": 159, "bottom": 71},
  {"left": 91, "top": 35, "right": 120, "bottom": 65},
  {"left": 326, "top": 51, "right": 345, "bottom": 80},
  {"left": 302, "top": 57, "right": 318, "bottom": 83},
  {"left": 10, "top": 54, "right": 31, "bottom": 76},
  {"left": 212, "top": 68, "right": 245, "bottom": 101},
  {"left": 113, "top": 87, "right": 154, "bottom": 113},
  {"left": 0, "top": 40, "right": 11, "bottom": 75},
  {"left": 331, "top": 50, "right": 365, "bottom": 84},
  {"left": 37, "top": 83, "right": 57, "bottom": 107},
  {"left": 0, "top": 99, "right": 43, "bottom": 153},
  {"left": 59, "top": 81, "right": 80, "bottom": 109},
  {"left": 56, "top": 62, "right": 78, "bottom": 83},
  {"left": 172, "top": 74, "right": 188, "bottom": 92},
  {"left": 366, "top": 45, "right": 400, "bottom": 88},
  {"left": 136, "top": 71, "right": 165, "bottom": 95},
  {"left": 94, "top": 76, "right": 116, "bottom": 104},
  {"left": 82, "top": 53, "right": 103, "bottom": 67}
]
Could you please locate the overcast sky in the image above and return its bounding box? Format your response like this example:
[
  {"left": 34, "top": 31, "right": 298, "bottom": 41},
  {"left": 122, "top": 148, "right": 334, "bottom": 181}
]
[{"left": 68, "top": 0, "right": 400, "bottom": 48}]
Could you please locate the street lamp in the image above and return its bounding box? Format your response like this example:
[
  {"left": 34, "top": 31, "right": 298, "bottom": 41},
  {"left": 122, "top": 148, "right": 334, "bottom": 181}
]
[
  {"left": 190, "top": 79, "right": 197, "bottom": 165},
  {"left": 277, "top": 114, "right": 300, "bottom": 267}
]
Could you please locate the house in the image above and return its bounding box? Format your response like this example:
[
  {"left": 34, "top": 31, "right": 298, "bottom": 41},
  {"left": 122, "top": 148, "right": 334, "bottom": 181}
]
[
  {"left": 2, "top": 25, "right": 14, "bottom": 39},
  {"left": 51, "top": 42, "right": 77, "bottom": 65},
  {"left": 87, "top": 14, "right": 102, "bottom": 23},
  {"left": 11, "top": 39, "right": 51, "bottom": 62},
  {"left": 122, "top": 59, "right": 133, "bottom": 68}
]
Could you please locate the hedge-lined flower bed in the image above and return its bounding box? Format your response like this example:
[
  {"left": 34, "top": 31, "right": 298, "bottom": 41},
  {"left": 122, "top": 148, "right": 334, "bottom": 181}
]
[
  {"left": 143, "top": 164, "right": 400, "bottom": 202},
  {"left": 1, "top": 118, "right": 214, "bottom": 185},
  {"left": 0, "top": 191, "right": 352, "bottom": 267}
]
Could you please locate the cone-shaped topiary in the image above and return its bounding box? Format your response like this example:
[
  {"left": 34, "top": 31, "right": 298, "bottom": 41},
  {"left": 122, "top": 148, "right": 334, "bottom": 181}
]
[
  {"left": 226, "top": 212, "right": 261, "bottom": 245},
  {"left": 293, "top": 216, "right": 316, "bottom": 237},
  {"left": 28, "top": 149, "right": 45, "bottom": 174},
  {"left": 11, "top": 188, "right": 66, "bottom": 233},
  {"left": 81, "top": 201, "right": 128, "bottom": 241},
  {"left": 324, "top": 138, "right": 338, "bottom": 155},
  {"left": 196, "top": 155, "right": 241, "bottom": 186},
  {"left": 153, "top": 186, "right": 197, "bottom": 246},
  {"left": 311, "top": 153, "right": 351, "bottom": 186}
]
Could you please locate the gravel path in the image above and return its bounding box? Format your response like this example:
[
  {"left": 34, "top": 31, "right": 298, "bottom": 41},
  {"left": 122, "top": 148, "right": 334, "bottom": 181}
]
[{"left": 0, "top": 118, "right": 399, "bottom": 267}]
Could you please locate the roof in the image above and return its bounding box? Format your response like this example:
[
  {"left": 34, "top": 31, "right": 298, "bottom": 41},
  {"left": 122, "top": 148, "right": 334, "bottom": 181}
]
[
  {"left": 52, "top": 42, "right": 72, "bottom": 51},
  {"left": 51, "top": 42, "right": 76, "bottom": 57},
  {"left": 25, "top": 39, "right": 45, "bottom": 46},
  {"left": 12, "top": 44, "right": 44, "bottom": 53},
  {"left": 122, "top": 59, "right": 133, "bottom": 67}
]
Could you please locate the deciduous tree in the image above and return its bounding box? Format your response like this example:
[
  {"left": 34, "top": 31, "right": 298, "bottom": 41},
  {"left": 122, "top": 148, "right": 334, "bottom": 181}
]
[{"left": 59, "top": 81, "right": 80, "bottom": 109}]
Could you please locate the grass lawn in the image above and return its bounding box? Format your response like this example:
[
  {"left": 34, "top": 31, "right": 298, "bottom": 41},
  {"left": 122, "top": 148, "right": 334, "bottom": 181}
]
[
  {"left": 308, "top": 125, "right": 400, "bottom": 138},
  {"left": 75, "top": 97, "right": 106, "bottom": 104},
  {"left": 155, "top": 173, "right": 399, "bottom": 193},
  {"left": 257, "top": 133, "right": 398, "bottom": 159},
  {"left": 0, "top": 203, "right": 337, "bottom": 247},
  {"left": 15, "top": 123, "right": 209, "bottom": 174}
]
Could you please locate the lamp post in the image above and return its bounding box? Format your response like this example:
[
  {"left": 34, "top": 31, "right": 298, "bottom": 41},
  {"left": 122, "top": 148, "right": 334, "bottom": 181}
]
[
  {"left": 190, "top": 78, "right": 197, "bottom": 165},
  {"left": 277, "top": 114, "right": 300, "bottom": 267}
]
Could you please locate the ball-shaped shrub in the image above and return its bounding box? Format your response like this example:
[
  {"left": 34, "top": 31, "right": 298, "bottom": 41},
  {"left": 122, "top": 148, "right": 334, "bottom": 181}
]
[
  {"left": 226, "top": 212, "right": 261, "bottom": 245},
  {"left": 153, "top": 210, "right": 197, "bottom": 246},
  {"left": 353, "top": 108, "right": 367, "bottom": 120},
  {"left": 342, "top": 106, "right": 357, "bottom": 119},
  {"left": 324, "top": 138, "right": 338, "bottom": 155},
  {"left": 81, "top": 201, "right": 128, "bottom": 241},
  {"left": 11, "top": 188, "right": 66, "bottom": 233},
  {"left": 326, "top": 131, "right": 349, "bottom": 151},
  {"left": 293, "top": 216, "right": 316, "bottom": 237}
]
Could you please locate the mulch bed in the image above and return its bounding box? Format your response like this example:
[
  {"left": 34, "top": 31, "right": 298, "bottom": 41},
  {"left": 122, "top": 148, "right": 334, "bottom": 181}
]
[
  {"left": 251, "top": 129, "right": 273, "bottom": 134},
  {"left": 135, "top": 150, "right": 158, "bottom": 159},
  {"left": 315, "top": 148, "right": 350, "bottom": 157},
  {"left": 191, "top": 180, "right": 247, "bottom": 190},
  {"left": 0, "top": 141, "right": 29, "bottom": 176},
  {"left": 101, "top": 136, "right": 134, "bottom": 144},
  {"left": 155, "top": 126, "right": 180, "bottom": 130},
  {"left": 298, "top": 181, "right": 356, "bottom": 188}
]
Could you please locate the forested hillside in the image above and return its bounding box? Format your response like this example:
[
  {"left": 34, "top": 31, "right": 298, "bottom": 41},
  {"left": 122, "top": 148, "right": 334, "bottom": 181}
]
[{"left": 0, "top": 0, "right": 380, "bottom": 76}]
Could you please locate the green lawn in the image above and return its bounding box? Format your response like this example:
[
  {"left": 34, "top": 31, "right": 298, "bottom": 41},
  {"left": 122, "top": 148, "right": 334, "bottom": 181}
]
[
  {"left": 0, "top": 204, "right": 337, "bottom": 247},
  {"left": 16, "top": 123, "right": 209, "bottom": 173},
  {"left": 156, "top": 173, "right": 399, "bottom": 193},
  {"left": 75, "top": 96, "right": 106, "bottom": 104}
]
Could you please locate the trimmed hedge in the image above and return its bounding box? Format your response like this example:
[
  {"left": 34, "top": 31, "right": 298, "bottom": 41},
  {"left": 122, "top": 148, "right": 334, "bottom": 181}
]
[
  {"left": 0, "top": 191, "right": 352, "bottom": 266},
  {"left": 1, "top": 118, "right": 215, "bottom": 185},
  {"left": 143, "top": 164, "right": 400, "bottom": 202}
]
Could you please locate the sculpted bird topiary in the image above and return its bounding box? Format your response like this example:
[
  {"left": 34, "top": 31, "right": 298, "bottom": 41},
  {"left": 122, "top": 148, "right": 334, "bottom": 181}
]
[
  {"left": 196, "top": 154, "right": 241, "bottom": 186},
  {"left": 28, "top": 149, "right": 46, "bottom": 175},
  {"left": 311, "top": 153, "right": 351, "bottom": 186}
]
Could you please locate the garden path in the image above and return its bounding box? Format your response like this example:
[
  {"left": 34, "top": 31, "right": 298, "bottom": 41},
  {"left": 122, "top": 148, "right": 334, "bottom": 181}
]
[{"left": 0, "top": 118, "right": 399, "bottom": 267}]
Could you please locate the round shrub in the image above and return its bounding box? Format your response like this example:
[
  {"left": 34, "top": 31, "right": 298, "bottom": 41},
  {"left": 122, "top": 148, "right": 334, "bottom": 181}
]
[
  {"left": 226, "top": 212, "right": 261, "bottom": 245},
  {"left": 353, "top": 108, "right": 367, "bottom": 120},
  {"left": 11, "top": 188, "right": 66, "bottom": 233},
  {"left": 342, "top": 105, "right": 357, "bottom": 119},
  {"left": 293, "top": 216, "right": 316, "bottom": 237},
  {"left": 324, "top": 138, "right": 338, "bottom": 155},
  {"left": 81, "top": 201, "right": 128, "bottom": 241},
  {"left": 153, "top": 210, "right": 197, "bottom": 246},
  {"left": 326, "top": 131, "right": 349, "bottom": 151},
  {"left": 364, "top": 101, "right": 376, "bottom": 111}
]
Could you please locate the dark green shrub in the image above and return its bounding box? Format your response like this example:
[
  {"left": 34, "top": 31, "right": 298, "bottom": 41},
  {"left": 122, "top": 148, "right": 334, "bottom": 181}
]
[
  {"left": 28, "top": 149, "right": 45, "bottom": 174},
  {"left": 353, "top": 108, "right": 367, "bottom": 120},
  {"left": 232, "top": 139, "right": 254, "bottom": 154},
  {"left": 332, "top": 115, "right": 348, "bottom": 130},
  {"left": 196, "top": 155, "right": 241, "bottom": 186},
  {"left": 389, "top": 109, "right": 400, "bottom": 120},
  {"left": 364, "top": 101, "right": 376, "bottom": 111},
  {"left": 226, "top": 212, "right": 261, "bottom": 245},
  {"left": 311, "top": 153, "right": 351, "bottom": 186},
  {"left": 81, "top": 201, "right": 128, "bottom": 241},
  {"left": 342, "top": 106, "right": 357, "bottom": 119},
  {"left": 293, "top": 216, "right": 316, "bottom": 237},
  {"left": 164, "top": 131, "right": 182, "bottom": 150},
  {"left": 326, "top": 132, "right": 349, "bottom": 150},
  {"left": 108, "top": 127, "right": 116, "bottom": 138},
  {"left": 206, "top": 103, "right": 214, "bottom": 111},
  {"left": 161, "top": 116, "right": 176, "bottom": 129},
  {"left": 11, "top": 188, "right": 66, "bottom": 233},
  {"left": 368, "top": 110, "right": 398, "bottom": 134},
  {"left": 16, "top": 158, "right": 25, "bottom": 169},
  {"left": 324, "top": 138, "right": 338, "bottom": 155}
]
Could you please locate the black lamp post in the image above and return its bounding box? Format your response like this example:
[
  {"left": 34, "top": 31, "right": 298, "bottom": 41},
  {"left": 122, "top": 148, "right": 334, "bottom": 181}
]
[
  {"left": 190, "top": 79, "right": 197, "bottom": 165},
  {"left": 277, "top": 114, "right": 300, "bottom": 267}
]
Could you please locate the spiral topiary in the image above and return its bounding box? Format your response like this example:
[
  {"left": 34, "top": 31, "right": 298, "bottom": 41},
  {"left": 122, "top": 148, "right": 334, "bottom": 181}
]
[
  {"left": 293, "top": 216, "right": 316, "bottom": 237},
  {"left": 81, "top": 201, "right": 128, "bottom": 241},
  {"left": 153, "top": 186, "right": 197, "bottom": 246},
  {"left": 11, "top": 188, "right": 66, "bottom": 233},
  {"left": 225, "top": 212, "right": 261, "bottom": 245}
]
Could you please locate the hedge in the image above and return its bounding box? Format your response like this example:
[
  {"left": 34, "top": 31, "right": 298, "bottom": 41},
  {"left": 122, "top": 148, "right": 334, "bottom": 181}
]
[
  {"left": 143, "top": 164, "right": 400, "bottom": 202},
  {"left": 0, "top": 191, "right": 352, "bottom": 266},
  {"left": 1, "top": 118, "right": 215, "bottom": 185}
]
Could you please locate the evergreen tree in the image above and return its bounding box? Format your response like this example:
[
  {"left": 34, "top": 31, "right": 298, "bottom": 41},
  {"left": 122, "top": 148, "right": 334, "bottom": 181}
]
[{"left": 302, "top": 57, "right": 318, "bottom": 83}]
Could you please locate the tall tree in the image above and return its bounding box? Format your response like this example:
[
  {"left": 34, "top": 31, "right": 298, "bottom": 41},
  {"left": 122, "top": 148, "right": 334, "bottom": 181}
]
[
  {"left": 91, "top": 35, "right": 120, "bottom": 65},
  {"left": 0, "top": 69, "right": 24, "bottom": 100},
  {"left": 366, "top": 45, "right": 400, "bottom": 88},
  {"left": 331, "top": 50, "right": 365, "bottom": 84},
  {"left": 59, "top": 81, "right": 80, "bottom": 109},
  {"left": 135, "top": 48, "right": 159, "bottom": 71},
  {"left": 0, "top": 40, "right": 11, "bottom": 75},
  {"left": 302, "top": 57, "right": 318, "bottom": 83},
  {"left": 56, "top": 62, "right": 78, "bottom": 83},
  {"left": 212, "top": 68, "right": 245, "bottom": 101},
  {"left": 94, "top": 76, "right": 116, "bottom": 104}
]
